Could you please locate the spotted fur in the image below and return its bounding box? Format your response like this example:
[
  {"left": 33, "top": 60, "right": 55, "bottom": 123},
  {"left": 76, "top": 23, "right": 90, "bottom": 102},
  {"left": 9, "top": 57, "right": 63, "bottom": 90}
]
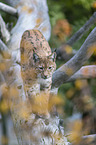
[{"left": 20, "top": 29, "right": 56, "bottom": 116}]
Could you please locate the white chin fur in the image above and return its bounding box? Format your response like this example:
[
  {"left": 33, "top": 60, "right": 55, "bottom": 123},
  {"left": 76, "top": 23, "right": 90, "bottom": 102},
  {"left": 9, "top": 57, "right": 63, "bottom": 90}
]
[{"left": 38, "top": 77, "right": 51, "bottom": 86}]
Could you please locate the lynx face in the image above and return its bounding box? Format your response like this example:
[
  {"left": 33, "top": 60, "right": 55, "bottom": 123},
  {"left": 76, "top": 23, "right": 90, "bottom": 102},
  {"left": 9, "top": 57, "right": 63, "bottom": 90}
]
[{"left": 33, "top": 52, "right": 56, "bottom": 80}]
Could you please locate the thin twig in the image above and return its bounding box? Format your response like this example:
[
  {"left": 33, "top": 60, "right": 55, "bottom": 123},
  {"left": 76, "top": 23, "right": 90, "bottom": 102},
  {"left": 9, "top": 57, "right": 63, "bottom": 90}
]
[
  {"left": 67, "top": 12, "right": 96, "bottom": 46},
  {"left": 83, "top": 134, "right": 96, "bottom": 139},
  {"left": 56, "top": 12, "right": 96, "bottom": 60},
  {"left": 0, "top": 2, "right": 18, "bottom": 17},
  {"left": 0, "top": 15, "right": 10, "bottom": 43}
]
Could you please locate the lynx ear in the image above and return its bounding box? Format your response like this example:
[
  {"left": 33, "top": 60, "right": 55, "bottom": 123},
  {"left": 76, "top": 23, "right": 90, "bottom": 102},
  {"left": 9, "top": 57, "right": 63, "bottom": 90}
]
[
  {"left": 33, "top": 52, "right": 39, "bottom": 62},
  {"left": 22, "top": 30, "right": 30, "bottom": 39},
  {"left": 48, "top": 52, "right": 56, "bottom": 62}
]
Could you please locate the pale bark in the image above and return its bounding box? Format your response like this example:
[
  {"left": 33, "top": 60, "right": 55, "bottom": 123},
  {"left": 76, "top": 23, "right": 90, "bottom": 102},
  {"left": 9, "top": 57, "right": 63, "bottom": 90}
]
[
  {"left": 0, "top": 2, "right": 17, "bottom": 16},
  {"left": 0, "top": 14, "right": 10, "bottom": 43},
  {"left": 66, "top": 65, "right": 96, "bottom": 83},
  {"left": 52, "top": 27, "right": 96, "bottom": 88},
  {"left": 0, "top": 39, "right": 9, "bottom": 53}
]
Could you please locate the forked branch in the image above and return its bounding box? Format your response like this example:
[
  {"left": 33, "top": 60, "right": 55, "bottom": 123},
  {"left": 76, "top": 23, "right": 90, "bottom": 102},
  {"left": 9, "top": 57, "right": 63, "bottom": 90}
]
[{"left": 52, "top": 27, "right": 96, "bottom": 88}]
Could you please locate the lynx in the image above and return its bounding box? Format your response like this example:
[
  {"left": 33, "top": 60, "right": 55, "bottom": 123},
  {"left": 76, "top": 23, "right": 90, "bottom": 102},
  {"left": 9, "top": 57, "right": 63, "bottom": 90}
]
[{"left": 20, "top": 29, "right": 56, "bottom": 116}]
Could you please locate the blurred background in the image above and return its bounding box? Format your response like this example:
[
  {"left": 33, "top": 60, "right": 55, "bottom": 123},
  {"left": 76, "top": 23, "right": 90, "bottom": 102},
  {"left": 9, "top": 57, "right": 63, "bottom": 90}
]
[
  {"left": 48, "top": 0, "right": 96, "bottom": 144},
  {"left": 0, "top": 0, "right": 96, "bottom": 144}
]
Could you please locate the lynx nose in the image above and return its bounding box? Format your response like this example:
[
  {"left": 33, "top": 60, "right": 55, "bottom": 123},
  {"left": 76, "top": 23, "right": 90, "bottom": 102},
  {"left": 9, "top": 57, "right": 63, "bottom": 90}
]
[
  {"left": 43, "top": 71, "right": 48, "bottom": 79},
  {"left": 43, "top": 75, "right": 47, "bottom": 79}
]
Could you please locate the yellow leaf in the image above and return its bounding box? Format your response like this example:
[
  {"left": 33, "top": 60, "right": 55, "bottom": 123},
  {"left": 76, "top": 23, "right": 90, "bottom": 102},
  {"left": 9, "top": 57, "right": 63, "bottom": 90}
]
[
  {"left": 87, "top": 45, "right": 96, "bottom": 57},
  {"left": 65, "top": 45, "right": 72, "bottom": 54},
  {"left": 36, "top": 18, "right": 42, "bottom": 24},
  {"left": 31, "top": 93, "right": 49, "bottom": 116},
  {"left": 61, "top": 66, "right": 73, "bottom": 76},
  {"left": 41, "top": 27, "right": 47, "bottom": 32},
  {"left": 49, "top": 95, "right": 64, "bottom": 111},
  {"left": 66, "top": 88, "right": 75, "bottom": 99},
  {"left": 69, "top": 131, "right": 81, "bottom": 144},
  {"left": 0, "top": 100, "right": 9, "bottom": 113},
  {"left": 10, "top": 86, "right": 19, "bottom": 98},
  {"left": 21, "top": 6, "right": 28, "bottom": 12},
  {"left": 92, "top": 2, "right": 96, "bottom": 8},
  {"left": 0, "top": 62, "right": 6, "bottom": 71},
  {"left": 69, "top": 120, "right": 83, "bottom": 144},
  {"left": 75, "top": 80, "right": 87, "bottom": 90},
  {"left": 1, "top": 136, "right": 8, "bottom": 145}
]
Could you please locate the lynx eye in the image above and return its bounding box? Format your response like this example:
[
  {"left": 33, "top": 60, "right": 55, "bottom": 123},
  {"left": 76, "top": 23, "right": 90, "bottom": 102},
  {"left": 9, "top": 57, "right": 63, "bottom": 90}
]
[
  {"left": 49, "top": 66, "right": 52, "bottom": 69},
  {"left": 39, "top": 66, "right": 43, "bottom": 70}
]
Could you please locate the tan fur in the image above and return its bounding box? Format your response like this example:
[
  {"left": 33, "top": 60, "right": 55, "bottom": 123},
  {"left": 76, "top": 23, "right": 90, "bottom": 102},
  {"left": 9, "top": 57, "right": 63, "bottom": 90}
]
[{"left": 20, "top": 29, "right": 56, "bottom": 116}]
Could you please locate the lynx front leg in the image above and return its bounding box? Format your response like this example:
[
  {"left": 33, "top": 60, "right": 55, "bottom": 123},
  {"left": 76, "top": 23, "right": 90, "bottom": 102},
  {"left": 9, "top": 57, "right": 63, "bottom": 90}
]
[
  {"left": 24, "top": 82, "right": 50, "bottom": 118},
  {"left": 24, "top": 83, "right": 40, "bottom": 99}
]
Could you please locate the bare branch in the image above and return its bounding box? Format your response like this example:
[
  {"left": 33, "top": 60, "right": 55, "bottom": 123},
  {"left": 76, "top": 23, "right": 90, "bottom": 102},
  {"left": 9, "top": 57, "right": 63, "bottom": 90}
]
[
  {"left": 67, "top": 12, "right": 96, "bottom": 46},
  {"left": 56, "top": 12, "right": 96, "bottom": 60},
  {"left": 82, "top": 134, "right": 96, "bottom": 145},
  {"left": 0, "top": 39, "right": 8, "bottom": 52},
  {"left": 56, "top": 44, "right": 77, "bottom": 61},
  {"left": 52, "top": 27, "right": 96, "bottom": 88},
  {"left": 83, "top": 134, "right": 96, "bottom": 139},
  {"left": 0, "top": 15, "right": 10, "bottom": 43},
  {"left": 0, "top": 2, "right": 18, "bottom": 16},
  {"left": 66, "top": 65, "right": 96, "bottom": 83}
]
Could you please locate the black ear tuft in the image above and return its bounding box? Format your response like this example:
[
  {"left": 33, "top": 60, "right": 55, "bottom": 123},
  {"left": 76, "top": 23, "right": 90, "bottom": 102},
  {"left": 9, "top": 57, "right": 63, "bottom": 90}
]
[
  {"left": 33, "top": 52, "right": 39, "bottom": 62},
  {"left": 52, "top": 48, "right": 56, "bottom": 52},
  {"left": 48, "top": 52, "right": 56, "bottom": 62}
]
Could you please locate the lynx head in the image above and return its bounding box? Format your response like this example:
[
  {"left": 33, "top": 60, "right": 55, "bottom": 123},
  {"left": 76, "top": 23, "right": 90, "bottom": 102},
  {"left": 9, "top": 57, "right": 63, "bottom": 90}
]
[{"left": 33, "top": 52, "right": 56, "bottom": 79}]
